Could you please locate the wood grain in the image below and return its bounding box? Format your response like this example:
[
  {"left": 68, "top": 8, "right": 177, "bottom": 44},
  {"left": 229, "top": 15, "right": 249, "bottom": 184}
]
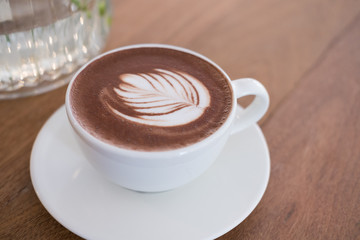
[
  {"left": 219, "top": 9, "right": 360, "bottom": 240},
  {"left": 1, "top": 0, "right": 360, "bottom": 239}
]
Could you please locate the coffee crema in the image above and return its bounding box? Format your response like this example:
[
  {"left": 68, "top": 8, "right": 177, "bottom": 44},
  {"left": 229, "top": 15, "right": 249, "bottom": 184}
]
[{"left": 70, "top": 47, "right": 233, "bottom": 151}]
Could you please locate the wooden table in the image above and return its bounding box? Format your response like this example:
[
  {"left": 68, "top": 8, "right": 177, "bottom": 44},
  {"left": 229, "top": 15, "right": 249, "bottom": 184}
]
[{"left": 1, "top": 0, "right": 360, "bottom": 239}]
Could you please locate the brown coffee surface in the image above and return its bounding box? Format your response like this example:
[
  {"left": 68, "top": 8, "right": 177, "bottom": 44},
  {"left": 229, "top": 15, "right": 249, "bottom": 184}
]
[{"left": 70, "top": 47, "right": 232, "bottom": 151}]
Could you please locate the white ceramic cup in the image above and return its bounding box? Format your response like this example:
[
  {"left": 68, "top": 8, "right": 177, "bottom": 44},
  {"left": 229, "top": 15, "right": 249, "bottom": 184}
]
[{"left": 65, "top": 44, "right": 269, "bottom": 192}]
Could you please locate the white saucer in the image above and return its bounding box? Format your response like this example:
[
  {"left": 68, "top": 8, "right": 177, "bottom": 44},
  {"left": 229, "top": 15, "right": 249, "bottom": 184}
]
[{"left": 30, "top": 105, "right": 270, "bottom": 240}]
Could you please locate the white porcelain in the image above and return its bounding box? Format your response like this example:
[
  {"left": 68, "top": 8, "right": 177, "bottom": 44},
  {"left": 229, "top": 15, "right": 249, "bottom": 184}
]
[
  {"left": 30, "top": 106, "right": 270, "bottom": 240},
  {"left": 65, "top": 43, "right": 270, "bottom": 192}
]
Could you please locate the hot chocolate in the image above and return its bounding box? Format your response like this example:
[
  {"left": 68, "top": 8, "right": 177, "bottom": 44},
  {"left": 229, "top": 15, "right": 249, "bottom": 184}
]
[{"left": 69, "top": 47, "right": 233, "bottom": 151}]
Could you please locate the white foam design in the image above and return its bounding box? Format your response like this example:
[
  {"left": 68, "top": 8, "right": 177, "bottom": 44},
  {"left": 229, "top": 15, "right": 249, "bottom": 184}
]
[{"left": 106, "top": 68, "right": 211, "bottom": 127}]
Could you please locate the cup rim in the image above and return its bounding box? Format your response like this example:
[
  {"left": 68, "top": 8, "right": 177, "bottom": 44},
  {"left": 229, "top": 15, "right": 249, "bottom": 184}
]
[{"left": 65, "top": 43, "right": 237, "bottom": 160}]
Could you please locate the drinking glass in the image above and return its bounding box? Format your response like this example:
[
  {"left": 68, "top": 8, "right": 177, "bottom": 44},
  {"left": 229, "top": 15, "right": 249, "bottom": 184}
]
[{"left": 0, "top": 0, "right": 111, "bottom": 99}]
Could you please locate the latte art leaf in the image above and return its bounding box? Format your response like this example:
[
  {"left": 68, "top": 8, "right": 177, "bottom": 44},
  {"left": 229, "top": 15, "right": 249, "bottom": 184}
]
[{"left": 104, "top": 69, "right": 211, "bottom": 127}]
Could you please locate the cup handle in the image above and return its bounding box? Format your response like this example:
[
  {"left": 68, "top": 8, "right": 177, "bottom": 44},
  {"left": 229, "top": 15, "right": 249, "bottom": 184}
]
[{"left": 230, "top": 78, "right": 269, "bottom": 135}]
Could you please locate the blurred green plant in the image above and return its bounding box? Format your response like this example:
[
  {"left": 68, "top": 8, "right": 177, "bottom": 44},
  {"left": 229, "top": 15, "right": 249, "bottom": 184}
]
[{"left": 70, "top": 0, "right": 111, "bottom": 25}]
